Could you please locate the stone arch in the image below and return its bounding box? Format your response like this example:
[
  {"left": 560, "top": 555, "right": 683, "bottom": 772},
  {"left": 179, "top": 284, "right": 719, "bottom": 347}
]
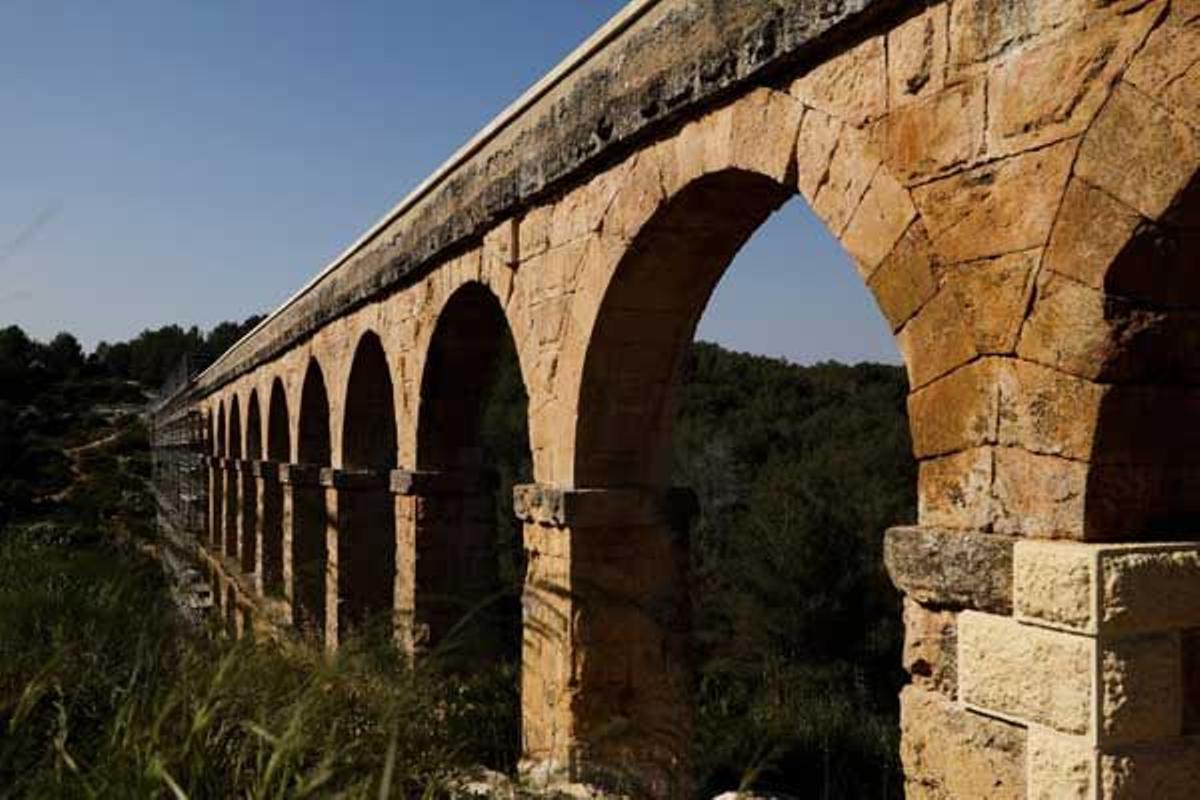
[
  {"left": 334, "top": 331, "right": 398, "bottom": 639},
  {"left": 267, "top": 377, "right": 291, "bottom": 462},
  {"left": 417, "top": 282, "right": 521, "bottom": 470},
  {"left": 227, "top": 395, "right": 243, "bottom": 460},
  {"left": 998, "top": 43, "right": 1200, "bottom": 540},
  {"left": 539, "top": 87, "right": 944, "bottom": 790},
  {"left": 261, "top": 376, "right": 290, "bottom": 595},
  {"left": 293, "top": 358, "right": 331, "bottom": 636},
  {"left": 342, "top": 331, "right": 398, "bottom": 469},
  {"left": 246, "top": 390, "right": 263, "bottom": 461},
  {"left": 298, "top": 360, "right": 332, "bottom": 465},
  {"left": 225, "top": 395, "right": 242, "bottom": 558},
  {"left": 412, "top": 280, "right": 530, "bottom": 764},
  {"left": 575, "top": 169, "right": 791, "bottom": 487},
  {"left": 215, "top": 401, "right": 226, "bottom": 457}
]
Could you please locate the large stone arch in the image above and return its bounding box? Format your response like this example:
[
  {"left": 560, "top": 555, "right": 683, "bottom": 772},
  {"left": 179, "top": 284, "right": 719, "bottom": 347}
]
[
  {"left": 292, "top": 358, "right": 332, "bottom": 637},
  {"left": 214, "top": 402, "right": 225, "bottom": 458},
  {"left": 267, "top": 377, "right": 291, "bottom": 462},
  {"left": 408, "top": 280, "right": 529, "bottom": 761},
  {"left": 342, "top": 331, "right": 399, "bottom": 470},
  {"left": 333, "top": 331, "right": 399, "bottom": 640},
  {"left": 297, "top": 360, "right": 332, "bottom": 465}
]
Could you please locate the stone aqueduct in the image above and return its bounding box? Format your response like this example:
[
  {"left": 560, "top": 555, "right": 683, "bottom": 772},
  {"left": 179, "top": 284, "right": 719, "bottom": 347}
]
[{"left": 151, "top": 0, "right": 1200, "bottom": 796}]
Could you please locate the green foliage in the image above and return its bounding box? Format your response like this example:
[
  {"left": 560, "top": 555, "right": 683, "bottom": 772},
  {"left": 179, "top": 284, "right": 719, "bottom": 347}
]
[
  {"left": 676, "top": 343, "right": 914, "bottom": 797},
  {"left": 91, "top": 315, "right": 265, "bottom": 389}
]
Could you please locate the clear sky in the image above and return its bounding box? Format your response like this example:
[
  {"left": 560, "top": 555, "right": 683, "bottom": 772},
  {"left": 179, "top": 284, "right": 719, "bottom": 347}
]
[{"left": 0, "top": 1, "right": 898, "bottom": 365}]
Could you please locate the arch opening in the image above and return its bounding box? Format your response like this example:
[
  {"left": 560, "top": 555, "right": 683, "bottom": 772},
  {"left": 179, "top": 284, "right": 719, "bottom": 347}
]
[
  {"left": 1088, "top": 171, "right": 1200, "bottom": 538},
  {"left": 415, "top": 282, "right": 531, "bottom": 772},
  {"left": 574, "top": 171, "right": 913, "bottom": 795},
  {"left": 225, "top": 396, "right": 242, "bottom": 559},
  {"left": 293, "top": 360, "right": 331, "bottom": 638},
  {"left": 262, "top": 378, "right": 291, "bottom": 596},
  {"left": 336, "top": 332, "right": 398, "bottom": 641}
]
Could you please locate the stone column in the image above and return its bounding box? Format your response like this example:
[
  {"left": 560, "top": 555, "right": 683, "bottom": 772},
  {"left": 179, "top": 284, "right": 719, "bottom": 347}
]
[
  {"left": 885, "top": 527, "right": 1200, "bottom": 799},
  {"left": 320, "top": 468, "right": 396, "bottom": 651},
  {"left": 246, "top": 461, "right": 277, "bottom": 595},
  {"left": 256, "top": 462, "right": 285, "bottom": 597},
  {"left": 513, "top": 484, "right": 696, "bottom": 799},
  {"left": 224, "top": 460, "right": 240, "bottom": 560},
  {"left": 240, "top": 461, "right": 258, "bottom": 576},
  {"left": 390, "top": 468, "right": 499, "bottom": 657},
  {"left": 280, "top": 464, "right": 324, "bottom": 641},
  {"left": 209, "top": 456, "right": 224, "bottom": 552}
]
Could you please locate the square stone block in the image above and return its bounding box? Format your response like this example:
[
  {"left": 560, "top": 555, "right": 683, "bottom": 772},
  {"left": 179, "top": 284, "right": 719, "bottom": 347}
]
[
  {"left": 1015, "top": 541, "right": 1200, "bottom": 635},
  {"left": 961, "top": 612, "right": 1186, "bottom": 745},
  {"left": 959, "top": 611, "right": 1092, "bottom": 735}
]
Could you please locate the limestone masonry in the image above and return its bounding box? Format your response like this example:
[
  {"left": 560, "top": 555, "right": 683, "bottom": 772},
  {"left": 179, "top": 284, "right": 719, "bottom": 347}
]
[{"left": 152, "top": 1, "right": 1200, "bottom": 796}]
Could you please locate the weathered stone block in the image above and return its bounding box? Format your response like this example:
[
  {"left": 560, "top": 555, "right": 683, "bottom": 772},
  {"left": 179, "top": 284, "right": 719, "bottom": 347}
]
[
  {"left": 513, "top": 484, "right": 697, "bottom": 530},
  {"left": 899, "top": 685, "right": 1026, "bottom": 799},
  {"left": 907, "top": 359, "right": 1000, "bottom": 459},
  {"left": 789, "top": 35, "right": 886, "bottom": 128},
  {"left": 866, "top": 219, "right": 937, "bottom": 331},
  {"left": 1016, "top": 270, "right": 1114, "bottom": 381},
  {"left": 913, "top": 139, "right": 1075, "bottom": 264},
  {"left": 811, "top": 127, "right": 879, "bottom": 236},
  {"left": 887, "top": 3, "right": 948, "bottom": 109},
  {"left": 794, "top": 107, "right": 841, "bottom": 202},
  {"left": 729, "top": 88, "right": 803, "bottom": 184},
  {"left": 1075, "top": 82, "right": 1198, "bottom": 220},
  {"left": 903, "top": 598, "right": 958, "bottom": 697},
  {"left": 895, "top": 286, "right": 978, "bottom": 390},
  {"left": 948, "top": 0, "right": 1071, "bottom": 71},
  {"left": 1124, "top": 0, "right": 1200, "bottom": 130},
  {"left": 1027, "top": 726, "right": 1095, "bottom": 800},
  {"left": 885, "top": 526, "right": 1014, "bottom": 614},
  {"left": 840, "top": 166, "right": 917, "bottom": 277},
  {"left": 946, "top": 249, "right": 1037, "bottom": 355},
  {"left": 959, "top": 611, "right": 1092, "bottom": 734},
  {"left": 879, "top": 76, "right": 986, "bottom": 184},
  {"left": 1015, "top": 540, "right": 1097, "bottom": 632},
  {"left": 1042, "top": 178, "right": 1144, "bottom": 291},
  {"left": 1015, "top": 541, "right": 1200, "bottom": 635},
  {"left": 990, "top": 446, "right": 1088, "bottom": 538},
  {"left": 916, "top": 448, "right": 995, "bottom": 532},
  {"left": 1101, "top": 633, "right": 1183, "bottom": 745},
  {"left": 985, "top": 4, "right": 1163, "bottom": 157},
  {"left": 996, "top": 358, "right": 1105, "bottom": 461},
  {"left": 1102, "top": 547, "right": 1200, "bottom": 635}
]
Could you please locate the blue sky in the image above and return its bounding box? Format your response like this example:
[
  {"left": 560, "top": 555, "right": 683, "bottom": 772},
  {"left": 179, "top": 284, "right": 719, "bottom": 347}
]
[{"left": 0, "top": 1, "right": 898, "bottom": 365}]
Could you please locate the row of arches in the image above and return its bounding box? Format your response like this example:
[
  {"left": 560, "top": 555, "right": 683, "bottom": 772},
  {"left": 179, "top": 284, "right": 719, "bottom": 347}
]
[
  {"left": 184, "top": 41, "right": 1198, "bottom": 789},
  {"left": 204, "top": 293, "right": 528, "bottom": 657}
]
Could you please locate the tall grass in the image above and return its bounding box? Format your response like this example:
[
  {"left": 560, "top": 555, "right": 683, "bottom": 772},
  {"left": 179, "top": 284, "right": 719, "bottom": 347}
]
[{"left": 0, "top": 523, "right": 528, "bottom": 799}]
